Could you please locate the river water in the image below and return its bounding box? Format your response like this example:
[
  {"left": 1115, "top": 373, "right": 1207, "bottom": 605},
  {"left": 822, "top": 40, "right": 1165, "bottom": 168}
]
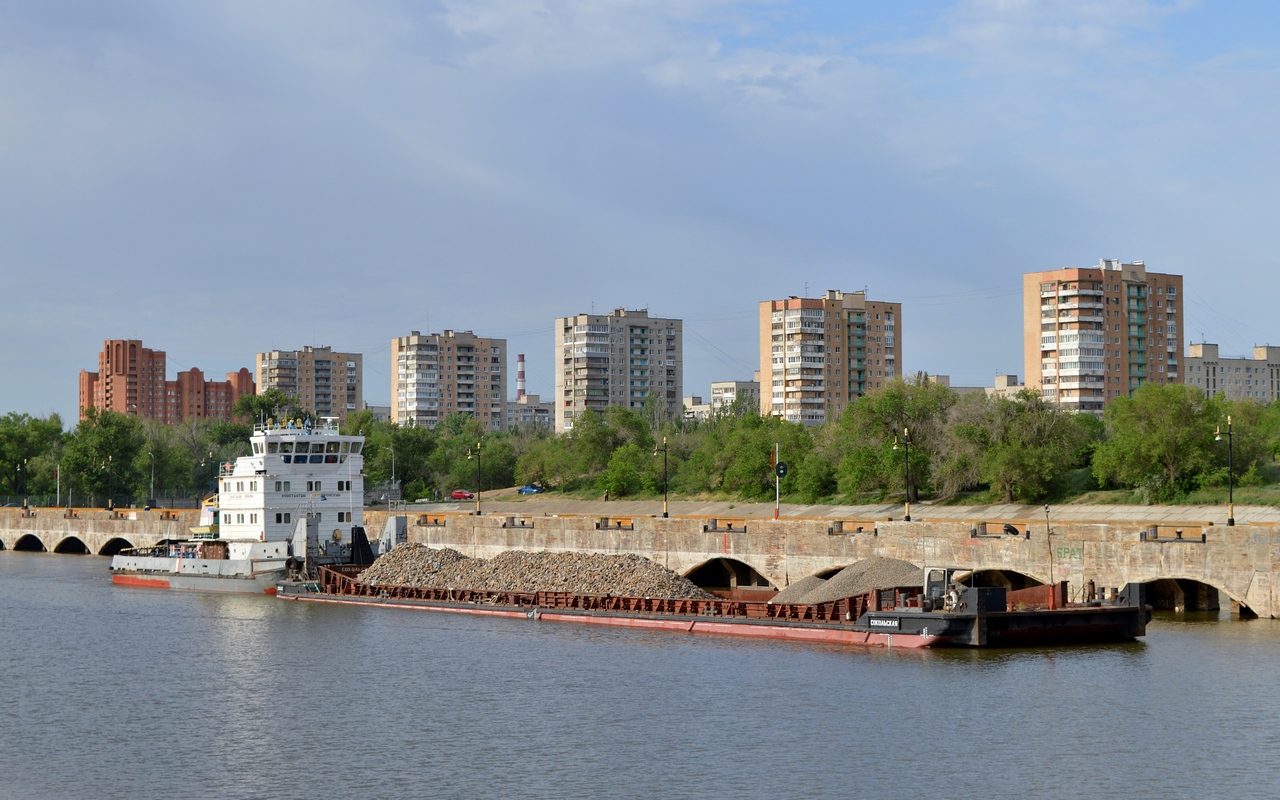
[{"left": 3, "top": 552, "right": 1279, "bottom": 800}]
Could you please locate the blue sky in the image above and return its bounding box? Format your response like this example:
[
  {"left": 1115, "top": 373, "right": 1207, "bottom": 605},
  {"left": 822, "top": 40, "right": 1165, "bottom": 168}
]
[{"left": 2, "top": 0, "right": 1278, "bottom": 420}]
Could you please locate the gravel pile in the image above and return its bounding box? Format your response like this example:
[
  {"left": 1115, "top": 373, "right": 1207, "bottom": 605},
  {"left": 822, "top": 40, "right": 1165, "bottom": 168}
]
[
  {"left": 781, "top": 557, "right": 924, "bottom": 605},
  {"left": 358, "top": 543, "right": 713, "bottom": 599},
  {"left": 770, "top": 575, "right": 829, "bottom": 605}
]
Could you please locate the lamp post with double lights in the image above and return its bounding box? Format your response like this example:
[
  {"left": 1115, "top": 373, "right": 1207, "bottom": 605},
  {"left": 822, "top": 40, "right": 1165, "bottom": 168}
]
[
  {"left": 467, "top": 441, "right": 482, "bottom": 515},
  {"left": 892, "top": 427, "right": 912, "bottom": 522},
  {"left": 652, "top": 436, "right": 669, "bottom": 518},
  {"left": 1215, "top": 416, "right": 1235, "bottom": 527}
]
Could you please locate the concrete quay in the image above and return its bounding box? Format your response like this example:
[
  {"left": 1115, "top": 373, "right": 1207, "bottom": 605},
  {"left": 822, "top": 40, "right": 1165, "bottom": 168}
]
[{"left": 5, "top": 500, "right": 1279, "bottom": 616}]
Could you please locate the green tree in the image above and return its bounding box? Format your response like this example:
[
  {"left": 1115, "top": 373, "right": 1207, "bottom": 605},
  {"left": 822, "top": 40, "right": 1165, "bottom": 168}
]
[
  {"left": 599, "top": 442, "right": 655, "bottom": 497},
  {"left": 515, "top": 436, "right": 577, "bottom": 489},
  {"left": 950, "top": 392, "right": 1097, "bottom": 503},
  {"left": 61, "top": 408, "right": 146, "bottom": 506},
  {"left": 0, "top": 412, "right": 65, "bottom": 497},
  {"left": 794, "top": 451, "right": 837, "bottom": 502},
  {"left": 1093, "top": 383, "right": 1224, "bottom": 501},
  {"left": 233, "top": 388, "right": 311, "bottom": 424},
  {"left": 832, "top": 375, "right": 957, "bottom": 501}
]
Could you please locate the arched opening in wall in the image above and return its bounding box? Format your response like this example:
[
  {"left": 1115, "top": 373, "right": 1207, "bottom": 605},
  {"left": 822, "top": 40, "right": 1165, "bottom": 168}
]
[
  {"left": 14, "top": 534, "right": 46, "bottom": 552},
  {"left": 1145, "top": 579, "right": 1224, "bottom": 614},
  {"left": 98, "top": 538, "right": 134, "bottom": 556},
  {"left": 958, "top": 569, "right": 1044, "bottom": 591},
  {"left": 0, "top": 539, "right": 6, "bottom": 550},
  {"left": 53, "top": 537, "right": 91, "bottom": 555},
  {"left": 685, "top": 558, "right": 777, "bottom": 601}
]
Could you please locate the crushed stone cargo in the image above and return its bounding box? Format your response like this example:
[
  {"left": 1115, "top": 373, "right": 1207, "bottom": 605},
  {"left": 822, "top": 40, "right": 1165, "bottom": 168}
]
[
  {"left": 797, "top": 557, "right": 924, "bottom": 605},
  {"left": 357, "top": 543, "right": 714, "bottom": 599},
  {"left": 769, "top": 574, "right": 829, "bottom": 605}
]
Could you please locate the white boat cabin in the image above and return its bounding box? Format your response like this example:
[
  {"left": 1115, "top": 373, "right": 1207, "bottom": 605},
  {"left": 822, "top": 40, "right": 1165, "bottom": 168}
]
[{"left": 217, "top": 418, "right": 365, "bottom": 543}]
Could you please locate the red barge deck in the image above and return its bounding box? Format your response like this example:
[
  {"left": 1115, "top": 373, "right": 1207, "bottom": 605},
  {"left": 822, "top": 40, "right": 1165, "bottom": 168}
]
[{"left": 276, "top": 566, "right": 1150, "bottom": 649}]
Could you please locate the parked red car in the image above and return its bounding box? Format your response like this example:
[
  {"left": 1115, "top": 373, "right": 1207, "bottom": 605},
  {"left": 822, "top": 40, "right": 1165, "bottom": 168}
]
[{"left": 451, "top": 489, "right": 474, "bottom": 500}]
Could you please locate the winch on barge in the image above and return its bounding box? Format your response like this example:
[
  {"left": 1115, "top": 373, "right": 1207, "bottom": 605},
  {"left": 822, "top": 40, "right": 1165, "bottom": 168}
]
[
  {"left": 110, "top": 419, "right": 380, "bottom": 594},
  {"left": 278, "top": 561, "right": 1151, "bottom": 648}
]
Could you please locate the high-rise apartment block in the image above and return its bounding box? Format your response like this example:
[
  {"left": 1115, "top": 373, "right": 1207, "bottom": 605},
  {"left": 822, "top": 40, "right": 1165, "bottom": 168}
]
[
  {"left": 554, "top": 309, "right": 683, "bottom": 433},
  {"left": 256, "top": 346, "right": 363, "bottom": 422},
  {"left": 759, "top": 290, "right": 902, "bottom": 425},
  {"left": 1186, "top": 343, "right": 1280, "bottom": 401},
  {"left": 392, "top": 330, "right": 507, "bottom": 431},
  {"left": 78, "top": 339, "right": 254, "bottom": 424},
  {"left": 1024, "top": 259, "right": 1183, "bottom": 414}
]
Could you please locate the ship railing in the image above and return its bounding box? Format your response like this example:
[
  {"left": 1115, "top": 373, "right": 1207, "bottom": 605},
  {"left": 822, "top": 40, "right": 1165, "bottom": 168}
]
[
  {"left": 254, "top": 419, "right": 341, "bottom": 434},
  {"left": 314, "top": 567, "right": 924, "bottom": 625}
]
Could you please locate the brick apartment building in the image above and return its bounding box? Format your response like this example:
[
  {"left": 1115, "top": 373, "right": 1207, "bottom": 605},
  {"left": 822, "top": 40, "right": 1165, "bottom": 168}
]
[
  {"left": 759, "top": 290, "right": 902, "bottom": 426},
  {"left": 78, "top": 339, "right": 255, "bottom": 423},
  {"left": 256, "top": 345, "right": 363, "bottom": 423},
  {"left": 392, "top": 330, "right": 507, "bottom": 431},
  {"left": 1024, "top": 259, "right": 1183, "bottom": 414}
]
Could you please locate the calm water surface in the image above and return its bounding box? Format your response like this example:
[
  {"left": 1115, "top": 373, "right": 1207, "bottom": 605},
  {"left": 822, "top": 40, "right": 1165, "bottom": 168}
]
[{"left": 3, "top": 552, "right": 1279, "bottom": 799}]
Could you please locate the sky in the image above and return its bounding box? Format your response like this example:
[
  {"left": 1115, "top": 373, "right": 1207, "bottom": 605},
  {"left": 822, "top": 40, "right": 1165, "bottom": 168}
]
[{"left": 3, "top": 0, "right": 1280, "bottom": 422}]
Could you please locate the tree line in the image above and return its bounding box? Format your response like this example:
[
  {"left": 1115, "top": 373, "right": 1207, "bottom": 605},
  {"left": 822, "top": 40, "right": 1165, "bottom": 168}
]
[{"left": 3, "top": 378, "right": 1278, "bottom": 507}]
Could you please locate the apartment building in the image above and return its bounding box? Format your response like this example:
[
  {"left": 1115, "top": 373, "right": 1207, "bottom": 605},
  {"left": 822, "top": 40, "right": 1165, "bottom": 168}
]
[
  {"left": 392, "top": 330, "right": 507, "bottom": 431},
  {"left": 1186, "top": 343, "right": 1280, "bottom": 401},
  {"left": 78, "top": 339, "right": 254, "bottom": 424},
  {"left": 986, "top": 374, "right": 1027, "bottom": 400},
  {"left": 711, "top": 380, "right": 759, "bottom": 412},
  {"left": 554, "top": 309, "right": 683, "bottom": 433},
  {"left": 255, "top": 346, "right": 363, "bottom": 422},
  {"left": 506, "top": 394, "right": 555, "bottom": 431},
  {"left": 758, "top": 290, "right": 902, "bottom": 426},
  {"left": 1024, "top": 259, "right": 1183, "bottom": 414},
  {"left": 685, "top": 380, "right": 761, "bottom": 421}
]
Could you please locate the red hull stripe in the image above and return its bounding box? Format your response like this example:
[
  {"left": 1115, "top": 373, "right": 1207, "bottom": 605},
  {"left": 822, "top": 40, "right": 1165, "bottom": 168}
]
[
  {"left": 112, "top": 574, "right": 171, "bottom": 590},
  {"left": 278, "top": 595, "right": 945, "bottom": 648}
]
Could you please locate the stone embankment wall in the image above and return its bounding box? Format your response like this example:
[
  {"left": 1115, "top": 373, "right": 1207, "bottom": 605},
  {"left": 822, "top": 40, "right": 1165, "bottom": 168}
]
[
  {"left": 7, "top": 507, "right": 1279, "bottom": 617},
  {"left": 371, "top": 510, "right": 1280, "bottom": 617},
  {"left": 0, "top": 508, "right": 195, "bottom": 555}
]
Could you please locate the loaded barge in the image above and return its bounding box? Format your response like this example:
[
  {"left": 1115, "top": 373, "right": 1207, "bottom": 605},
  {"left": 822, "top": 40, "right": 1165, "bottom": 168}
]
[{"left": 277, "top": 566, "right": 1150, "bottom": 648}]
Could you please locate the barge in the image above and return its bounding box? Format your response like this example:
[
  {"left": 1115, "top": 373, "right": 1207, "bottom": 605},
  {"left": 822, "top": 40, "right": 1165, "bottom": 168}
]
[{"left": 277, "top": 566, "right": 1150, "bottom": 648}]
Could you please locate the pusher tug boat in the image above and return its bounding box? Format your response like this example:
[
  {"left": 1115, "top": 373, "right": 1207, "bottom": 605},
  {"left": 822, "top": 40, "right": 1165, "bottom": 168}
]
[{"left": 110, "top": 418, "right": 377, "bottom": 594}]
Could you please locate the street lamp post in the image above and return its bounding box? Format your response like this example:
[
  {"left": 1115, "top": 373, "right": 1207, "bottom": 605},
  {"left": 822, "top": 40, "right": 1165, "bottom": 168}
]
[
  {"left": 106, "top": 454, "right": 113, "bottom": 510},
  {"left": 467, "top": 441, "right": 482, "bottom": 515},
  {"left": 652, "top": 436, "right": 669, "bottom": 518},
  {"left": 893, "top": 427, "right": 912, "bottom": 521},
  {"left": 148, "top": 452, "right": 155, "bottom": 506},
  {"left": 1215, "top": 415, "right": 1235, "bottom": 527}
]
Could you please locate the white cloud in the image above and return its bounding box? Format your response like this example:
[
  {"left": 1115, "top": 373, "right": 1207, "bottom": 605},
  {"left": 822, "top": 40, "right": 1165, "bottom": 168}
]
[{"left": 0, "top": 0, "right": 1277, "bottom": 416}]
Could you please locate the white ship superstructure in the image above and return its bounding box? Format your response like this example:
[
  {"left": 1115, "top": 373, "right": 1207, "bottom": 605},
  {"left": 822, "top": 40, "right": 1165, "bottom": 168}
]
[
  {"left": 217, "top": 419, "right": 365, "bottom": 551},
  {"left": 110, "top": 418, "right": 370, "bottom": 594}
]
